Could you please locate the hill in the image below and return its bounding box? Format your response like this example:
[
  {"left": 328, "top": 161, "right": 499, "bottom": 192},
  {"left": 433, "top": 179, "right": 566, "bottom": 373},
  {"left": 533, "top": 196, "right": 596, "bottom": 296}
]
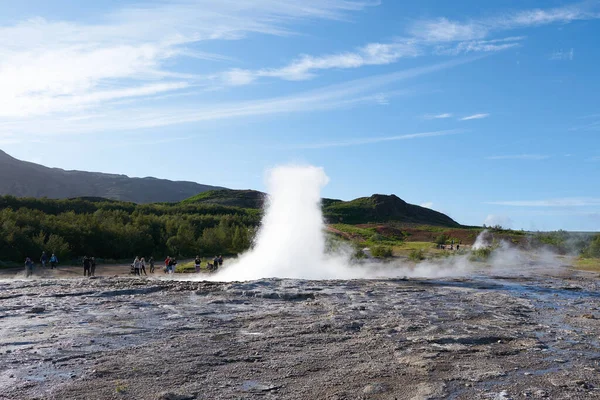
[
  {"left": 184, "top": 190, "right": 460, "bottom": 227},
  {"left": 0, "top": 149, "right": 223, "bottom": 203},
  {"left": 323, "top": 194, "right": 460, "bottom": 227},
  {"left": 183, "top": 189, "right": 265, "bottom": 209}
]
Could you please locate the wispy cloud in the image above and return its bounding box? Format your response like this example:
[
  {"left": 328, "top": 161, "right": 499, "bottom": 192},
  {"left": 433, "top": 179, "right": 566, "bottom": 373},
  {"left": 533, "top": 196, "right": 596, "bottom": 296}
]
[
  {"left": 290, "top": 130, "right": 462, "bottom": 149},
  {"left": 1, "top": 58, "right": 476, "bottom": 137},
  {"left": 487, "top": 197, "right": 600, "bottom": 207},
  {"left": 423, "top": 113, "right": 453, "bottom": 119},
  {"left": 435, "top": 36, "right": 524, "bottom": 55},
  {"left": 460, "top": 113, "right": 490, "bottom": 121},
  {"left": 420, "top": 202, "right": 434, "bottom": 209},
  {"left": 0, "top": 0, "right": 374, "bottom": 118},
  {"left": 410, "top": 3, "right": 600, "bottom": 42},
  {"left": 222, "top": 42, "right": 421, "bottom": 84},
  {"left": 550, "top": 48, "right": 575, "bottom": 60},
  {"left": 486, "top": 154, "right": 550, "bottom": 160}
]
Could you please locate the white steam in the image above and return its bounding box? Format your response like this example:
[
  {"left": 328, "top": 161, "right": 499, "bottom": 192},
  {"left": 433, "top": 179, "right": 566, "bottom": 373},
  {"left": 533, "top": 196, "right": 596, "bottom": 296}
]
[{"left": 210, "top": 165, "right": 567, "bottom": 282}]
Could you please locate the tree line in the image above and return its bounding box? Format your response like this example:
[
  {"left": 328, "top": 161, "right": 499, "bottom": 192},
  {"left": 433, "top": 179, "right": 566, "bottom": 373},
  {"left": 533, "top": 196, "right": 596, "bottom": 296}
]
[{"left": 0, "top": 196, "right": 260, "bottom": 264}]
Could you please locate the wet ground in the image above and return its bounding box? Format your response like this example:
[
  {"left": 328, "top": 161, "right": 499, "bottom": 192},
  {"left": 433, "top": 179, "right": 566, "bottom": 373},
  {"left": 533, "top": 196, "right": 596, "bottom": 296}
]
[{"left": 1, "top": 266, "right": 600, "bottom": 399}]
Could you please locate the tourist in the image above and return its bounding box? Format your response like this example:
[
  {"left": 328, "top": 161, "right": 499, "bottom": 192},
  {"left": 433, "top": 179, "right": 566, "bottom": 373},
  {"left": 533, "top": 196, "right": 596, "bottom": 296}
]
[
  {"left": 213, "top": 256, "right": 219, "bottom": 269},
  {"left": 194, "top": 256, "right": 201, "bottom": 273},
  {"left": 169, "top": 257, "right": 177, "bottom": 274},
  {"left": 140, "top": 257, "right": 147, "bottom": 276},
  {"left": 164, "top": 256, "right": 170, "bottom": 274},
  {"left": 218, "top": 255, "right": 223, "bottom": 267},
  {"left": 149, "top": 257, "right": 155, "bottom": 273},
  {"left": 25, "top": 257, "right": 34, "bottom": 277},
  {"left": 40, "top": 251, "right": 48, "bottom": 268},
  {"left": 49, "top": 253, "right": 58, "bottom": 269},
  {"left": 83, "top": 256, "right": 91, "bottom": 277},
  {"left": 90, "top": 257, "right": 97, "bottom": 277},
  {"left": 133, "top": 256, "right": 141, "bottom": 276}
]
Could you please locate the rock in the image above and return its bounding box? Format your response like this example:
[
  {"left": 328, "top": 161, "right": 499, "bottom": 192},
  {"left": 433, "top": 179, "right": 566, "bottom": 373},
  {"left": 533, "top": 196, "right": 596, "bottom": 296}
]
[
  {"left": 26, "top": 307, "right": 45, "bottom": 314},
  {"left": 362, "top": 383, "right": 388, "bottom": 395},
  {"left": 156, "top": 392, "right": 195, "bottom": 400},
  {"left": 534, "top": 389, "right": 549, "bottom": 398}
]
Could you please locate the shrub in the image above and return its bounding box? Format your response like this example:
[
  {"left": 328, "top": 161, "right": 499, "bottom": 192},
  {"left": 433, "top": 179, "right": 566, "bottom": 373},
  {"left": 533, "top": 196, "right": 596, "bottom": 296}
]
[
  {"left": 469, "top": 247, "right": 493, "bottom": 262},
  {"left": 409, "top": 249, "right": 425, "bottom": 261},
  {"left": 583, "top": 234, "right": 600, "bottom": 258},
  {"left": 434, "top": 234, "right": 449, "bottom": 245},
  {"left": 371, "top": 245, "right": 393, "bottom": 258}
]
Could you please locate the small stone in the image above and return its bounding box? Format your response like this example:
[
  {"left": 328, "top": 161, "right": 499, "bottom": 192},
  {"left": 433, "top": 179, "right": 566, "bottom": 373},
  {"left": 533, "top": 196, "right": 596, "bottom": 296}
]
[
  {"left": 362, "top": 383, "right": 387, "bottom": 395},
  {"left": 156, "top": 392, "right": 195, "bottom": 400}
]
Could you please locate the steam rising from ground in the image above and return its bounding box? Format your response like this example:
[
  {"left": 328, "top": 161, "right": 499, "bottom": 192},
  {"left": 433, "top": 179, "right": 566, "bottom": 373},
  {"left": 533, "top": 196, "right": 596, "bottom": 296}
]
[{"left": 211, "top": 166, "right": 566, "bottom": 282}]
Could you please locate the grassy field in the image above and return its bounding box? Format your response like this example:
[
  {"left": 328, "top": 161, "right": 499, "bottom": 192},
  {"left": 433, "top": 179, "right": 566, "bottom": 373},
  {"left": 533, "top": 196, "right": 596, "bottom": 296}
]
[{"left": 574, "top": 257, "right": 600, "bottom": 271}]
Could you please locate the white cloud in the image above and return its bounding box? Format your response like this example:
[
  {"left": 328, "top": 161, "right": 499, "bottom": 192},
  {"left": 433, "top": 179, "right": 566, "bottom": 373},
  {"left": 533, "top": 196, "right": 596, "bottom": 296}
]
[
  {"left": 409, "top": 18, "right": 488, "bottom": 42},
  {"left": 487, "top": 198, "right": 600, "bottom": 207},
  {"left": 221, "top": 41, "right": 421, "bottom": 84},
  {"left": 0, "top": 58, "right": 476, "bottom": 137},
  {"left": 484, "top": 214, "right": 513, "bottom": 228},
  {"left": 0, "top": 0, "right": 374, "bottom": 118},
  {"left": 411, "top": 3, "right": 600, "bottom": 43},
  {"left": 435, "top": 37, "right": 524, "bottom": 55},
  {"left": 460, "top": 113, "right": 490, "bottom": 121},
  {"left": 550, "top": 48, "right": 574, "bottom": 60},
  {"left": 486, "top": 154, "right": 549, "bottom": 160},
  {"left": 423, "top": 113, "right": 453, "bottom": 119},
  {"left": 292, "top": 129, "right": 461, "bottom": 149},
  {"left": 420, "top": 202, "right": 434, "bottom": 209}
]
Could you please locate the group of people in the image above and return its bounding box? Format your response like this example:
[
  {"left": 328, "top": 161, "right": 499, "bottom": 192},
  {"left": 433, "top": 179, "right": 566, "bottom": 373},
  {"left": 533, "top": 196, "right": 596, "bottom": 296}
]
[
  {"left": 131, "top": 256, "right": 154, "bottom": 276},
  {"left": 195, "top": 255, "right": 223, "bottom": 273},
  {"left": 24, "top": 252, "right": 59, "bottom": 277},
  {"left": 164, "top": 256, "right": 177, "bottom": 274}
]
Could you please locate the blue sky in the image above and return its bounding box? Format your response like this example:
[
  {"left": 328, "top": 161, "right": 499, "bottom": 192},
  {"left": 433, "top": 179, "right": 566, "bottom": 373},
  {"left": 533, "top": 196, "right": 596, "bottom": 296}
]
[{"left": 1, "top": 0, "right": 599, "bottom": 231}]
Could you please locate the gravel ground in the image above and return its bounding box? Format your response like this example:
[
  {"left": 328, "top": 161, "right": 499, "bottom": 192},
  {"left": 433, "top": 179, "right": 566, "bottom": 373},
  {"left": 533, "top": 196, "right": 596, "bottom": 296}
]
[{"left": 1, "top": 266, "right": 600, "bottom": 399}]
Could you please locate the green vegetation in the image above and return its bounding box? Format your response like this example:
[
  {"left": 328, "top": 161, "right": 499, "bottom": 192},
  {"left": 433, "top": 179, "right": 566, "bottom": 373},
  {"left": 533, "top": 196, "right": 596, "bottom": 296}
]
[
  {"left": 574, "top": 257, "right": 600, "bottom": 271},
  {"left": 323, "top": 194, "right": 460, "bottom": 226},
  {"left": 582, "top": 234, "right": 600, "bottom": 258},
  {"left": 0, "top": 195, "right": 259, "bottom": 264},
  {"left": 408, "top": 248, "right": 425, "bottom": 261},
  {"left": 469, "top": 247, "right": 494, "bottom": 262},
  {"left": 183, "top": 189, "right": 264, "bottom": 209},
  {"left": 331, "top": 224, "right": 406, "bottom": 246},
  {"left": 370, "top": 245, "right": 394, "bottom": 258}
]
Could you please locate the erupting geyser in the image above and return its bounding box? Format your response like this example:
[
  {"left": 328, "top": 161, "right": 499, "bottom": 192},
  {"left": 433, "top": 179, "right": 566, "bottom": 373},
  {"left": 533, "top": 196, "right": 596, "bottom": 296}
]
[{"left": 212, "top": 165, "right": 338, "bottom": 281}]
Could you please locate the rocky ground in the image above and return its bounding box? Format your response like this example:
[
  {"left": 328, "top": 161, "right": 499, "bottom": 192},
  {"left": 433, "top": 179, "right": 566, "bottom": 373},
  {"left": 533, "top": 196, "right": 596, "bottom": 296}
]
[{"left": 1, "top": 266, "right": 600, "bottom": 399}]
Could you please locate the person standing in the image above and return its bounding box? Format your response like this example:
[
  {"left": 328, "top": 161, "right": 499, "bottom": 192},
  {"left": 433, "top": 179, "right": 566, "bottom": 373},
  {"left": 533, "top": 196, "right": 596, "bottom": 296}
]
[
  {"left": 83, "top": 256, "right": 91, "bottom": 277},
  {"left": 169, "top": 257, "right": 177, "bottom": 274},
  {"left": 25, "top": 257, "right": 34, "bottom": 277},
  {"left": 194, "top": 256, "right": 201, "bottom": 273},
  {"left": 140, "top": 257, "right": 147, "bottom": 276},
  {"left": 40, "top": 251, "right": 48, "bottom": 269},
  {"left": 49, "top": 253, "right": 58, "bottom": 269},
  {"left": 213, "top": 256, "right": 219, "bottom": 270},
  {"left": 133, "top": 256, "right": 141, "bottom": 276},
  {"left": 164, "top": 256, "right": 170, "bottom": 274},
  {"left": 90, "top": 257, "right": 96, "bottom": 277},
  {"left": 149, "top": 257, "right": 155, "bottom": 274},
  {"left": 218, "top": 255, "right": 223, "bottom": 267}
]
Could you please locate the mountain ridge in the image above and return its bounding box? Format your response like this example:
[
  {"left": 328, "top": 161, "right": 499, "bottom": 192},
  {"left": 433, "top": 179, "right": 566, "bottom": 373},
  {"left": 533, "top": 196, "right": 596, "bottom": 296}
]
[{"left": 0, "top": 149, "right": 224, "bottom": 203}]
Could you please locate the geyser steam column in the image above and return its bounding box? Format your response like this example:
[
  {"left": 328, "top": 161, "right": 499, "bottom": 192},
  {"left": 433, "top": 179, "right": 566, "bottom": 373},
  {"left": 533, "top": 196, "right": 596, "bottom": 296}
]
[{"left": 213, "top": 165, "right": 333, "bottom": 281}]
